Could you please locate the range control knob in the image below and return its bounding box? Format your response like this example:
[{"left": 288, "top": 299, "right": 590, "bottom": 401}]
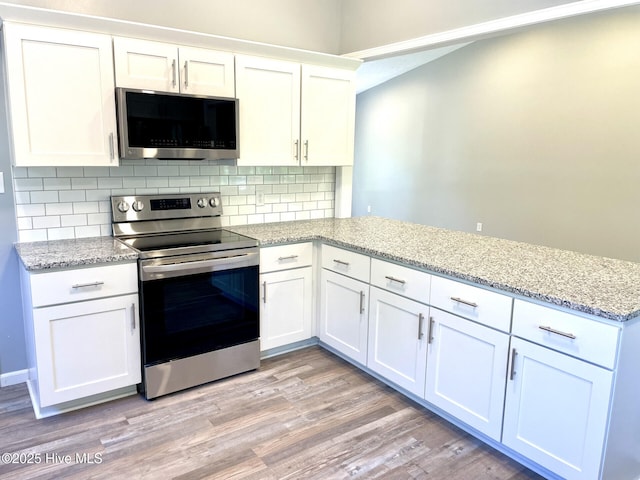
[
  {"left": 209, "top": 197, "right": 219, "bottom": 208},
  {"left": 132, "top": 201, "right": 144, "bottom": 212},
  {"left": 197, "top": 198, "right": 208, "bottom": 208},
  {"left": 117, "top": 201, "right": 130, "bottom": 213}
]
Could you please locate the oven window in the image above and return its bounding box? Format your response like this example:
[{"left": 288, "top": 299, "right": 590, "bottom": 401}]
[{"left": 140, "top": 265, "right": 259, "bottom": 365}]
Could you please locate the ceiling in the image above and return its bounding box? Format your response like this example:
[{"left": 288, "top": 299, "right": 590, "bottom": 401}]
[{"left": 351, "top": 0, "right": 640, "bottom": 93}]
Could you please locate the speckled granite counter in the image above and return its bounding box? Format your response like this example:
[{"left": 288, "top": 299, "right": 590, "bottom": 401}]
[
  {"left": 228, "top": 216, "right": 640, "bottom": 322},
  {"left": 15, "top": 236, "right": 138, "bottom": 271}
]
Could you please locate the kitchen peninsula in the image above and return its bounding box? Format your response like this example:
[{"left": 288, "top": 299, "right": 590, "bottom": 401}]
[{"left": 15, "top": 216, "right": 640, "bottom": 480}]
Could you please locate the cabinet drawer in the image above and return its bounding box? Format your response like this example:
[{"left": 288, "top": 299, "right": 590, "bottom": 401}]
[
  {"left": 260, "top": 242, "right": 313, "bottom": 273},
  {"left": 321, "top": 244, "right": 370, "bottom": 282},
  {"left": 370, "top": 258, "right": 430, "bottom": 303},
  {"left": 430, "top": 276, "right": 512, "bottom": 332},
  {"left": 512, "top": 300, "right": 619, "bottom": 369},
  {"left": 30, "top": 262, "right": 138, "bottom": 308}
]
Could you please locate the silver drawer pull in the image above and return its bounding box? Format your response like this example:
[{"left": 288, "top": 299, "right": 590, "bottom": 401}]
[
  {"left": 278, "top": 255, "right": 299, "bottom": 261},
  {"left": 385, "top": 275, "right": 406, "bottom": 285},
  {"left": 451, "top": 296, "right": 478, "bottom": 308},
  {"left": 72, "top": 281, "right": 104, "bottom": 289},
  {"left": 418, "top": 313, "right": 424, "bottom": 340},
  {"left": 539, "top": 325, "right": 577, "bottom": 340},
  {"left": 333, "top": 259, "right": 350, "bottom": 267},
  {"left": 359, "top": 290, "right": 365, "bottom": 314},
  {"left": 509, "top": 348, "right": 517, "bottom": 381}
]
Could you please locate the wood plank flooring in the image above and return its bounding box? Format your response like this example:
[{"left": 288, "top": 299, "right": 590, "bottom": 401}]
[{"left": 0, "top": 346, "right": 543, "bottom": 479}]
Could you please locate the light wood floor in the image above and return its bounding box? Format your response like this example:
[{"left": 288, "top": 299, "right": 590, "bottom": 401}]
[{"left": 0, "top": 346, "right": 543, "bottom": 479}]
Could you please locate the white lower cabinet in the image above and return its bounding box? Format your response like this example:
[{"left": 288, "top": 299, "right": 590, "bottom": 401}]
[
  {"left": 260, "top": 267, "right": 313, "bottom": 351},
  {"left": 21, "top": 262, "right": 141, "bottom": 417},
  {"left": 367, "top": 286, "right": 428, "bottom": 396},
  {"left": 502, "top": 337, "right": 613, "bottom": 480},
  {"left": 424, "top": 308, "right": 509, "bottom": 441},
  {"left": 33, "top": 294, "right": 141, "bottom": 408},
  {"left": 319, "top": 269, "right": 369, "bottom": 364}
]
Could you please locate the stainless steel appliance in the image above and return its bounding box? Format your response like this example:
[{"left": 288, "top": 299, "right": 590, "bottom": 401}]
[
  {"left": 111, "top": 192, "right": 259, "bottom": 399},
  {"left": 116, "top": 88, "right": 239, "bottom": 161}
]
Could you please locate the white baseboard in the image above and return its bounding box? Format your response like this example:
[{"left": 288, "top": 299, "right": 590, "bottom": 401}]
[{"left": 1, "top": 369, "right": 28, "bottom": 387}]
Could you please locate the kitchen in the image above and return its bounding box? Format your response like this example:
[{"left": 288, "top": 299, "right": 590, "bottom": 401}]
[{"left": 1, "top": 1, "right": 640, "bottom": 479}]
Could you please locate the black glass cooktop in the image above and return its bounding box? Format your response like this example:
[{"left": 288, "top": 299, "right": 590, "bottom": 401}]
[{"left": 120, "top": 229, "right": 258, "bottom": 257}]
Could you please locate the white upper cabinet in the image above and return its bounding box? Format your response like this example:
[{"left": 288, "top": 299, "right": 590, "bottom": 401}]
[
  {"left": 2, "top": 22, "right": 118, "bottom": 167},
  {"left": 113, "top": 37, "right": 235, "bottom": 97},
  {"left": 236, "top": 55, "right": 356, "bottom": 166},
  {"left": 300, "top": 65, "right": 355, "bottom": 166},
  {"left": 235, "top": 55, "right": 301, "bottom": 166}
]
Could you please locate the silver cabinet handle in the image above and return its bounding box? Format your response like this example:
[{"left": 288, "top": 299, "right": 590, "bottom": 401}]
[
  {"left": 108, "top": 132, "right": 115, "bottom": 160},
  {"left": 263, "top": 281, "right": 267, "bottom": 304},
  {"left": 385, "top": 275, "right": 406, "bottom": 285},
  {"left": 418, "top": 313, "right": 424, "bottom": 340},
  {"left": 294, "top": 140, "right": 299, "bottom": 161},
  {"left": 451, "top": 296, "right": 478, "bottom": 308},
  {"left": 184, "top": 60, "right": 189, "bottom": 88},
  {"left": 427, "top": 316, "right": 434, "bottom": 344},
  {"left": 539, "top": 325, "right": 576, "bottom": 340},
  {"left": 509, "top": 348, "right": 517, "bottom": 381},
  {"left": 359, "top": 291, "right": 365, "bottom": 314},
  {"left": 171, "top": 59, "right": 177, "bottom": 87},
  {"left": 304, "top": 140, "right": 309, "bottom": 161},
  {"left": 131, "top": 303, "right": 136, "bottom": 331},
  {"left": 72, "top": 281, "right": 104, "bottom": 289},
  {"left": 333, "top": 259, "right": 350, "bottom": 267},
  {"left": 278, "top": 255, "right": 299, "bottom": 261}
]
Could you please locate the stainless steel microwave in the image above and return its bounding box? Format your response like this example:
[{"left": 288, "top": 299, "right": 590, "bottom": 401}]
[{"left": 116, "top": 88, "right": 239, "bottom": 161}]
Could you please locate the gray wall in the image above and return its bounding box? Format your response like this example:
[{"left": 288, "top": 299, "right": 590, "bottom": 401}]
[
  {"left": 3, "top": 0, "right": 343, "bottom": 54},
  {"left": 339, "top": 0, "right": 577, "bottom": 53},
  {"left": 6, "top": 0, "right": 582, "bottom": 55},
  {"left": 353, "top": 6, "right": 640, "bottom": 262},
  {"left": 0, "top": 48, "right": 25, "bottom": 377}
]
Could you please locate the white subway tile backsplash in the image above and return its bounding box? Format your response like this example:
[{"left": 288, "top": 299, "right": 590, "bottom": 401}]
[
  {"left": 43, "top": 177, "right": 71, "bottom": 190},
  {"left": 12, "top": 162, "right": 336, "bottom": 241},
  {"left": 47, "top": 227, "right": 75, "bottom": 240},
  {"left": 46, "top": 203, "right": 73, "bottom": 215},
  {"left": 14, "top": 178, "right": 43, "bottom": 191},
  {"left": 61, "top": 214, "right": 87, "bottom": 227},
  {"left": 33, "top": 215, "right": 60, "bottom": 229},
  {"left": 30, "top": 191, "right": 59, "bottom": 204},
  {"left": 59, "top": 190, "right": 87, "bottom": 202},
  {"left": 16, "top": 204, "right": 45, "bottom": 217}
]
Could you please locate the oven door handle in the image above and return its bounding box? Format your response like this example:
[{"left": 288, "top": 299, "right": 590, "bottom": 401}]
[{"left": 142, "top": 252, "right": 258, "bottom": 276}]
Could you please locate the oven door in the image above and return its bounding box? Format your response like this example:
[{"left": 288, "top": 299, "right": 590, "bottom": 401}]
[{"left": 138, "top": 248, "right": 259, "bottom": 367}]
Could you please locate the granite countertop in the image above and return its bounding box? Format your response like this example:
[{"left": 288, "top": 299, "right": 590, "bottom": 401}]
[
  {"left": 15, "top": 236, "right": 138, "bottom": 271},
  {"left": 228, "top": 217, "right": 640, "bottom": 322},
  {"left": 14, "top": 217, "right": 640, "bottom": 322}
]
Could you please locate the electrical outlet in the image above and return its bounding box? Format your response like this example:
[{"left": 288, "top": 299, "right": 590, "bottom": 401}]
[
  {"left": 256, "top": 190, "right": 265, "bottom": 206},
  {"left": 0, "top": 172, "right": 4, "bottom": 194},
  {"left": 476, "top": 222, "right": 483, "bottom": 232},
  {"left": 367, "top": 205, "right": 371, "bottom": 214}
]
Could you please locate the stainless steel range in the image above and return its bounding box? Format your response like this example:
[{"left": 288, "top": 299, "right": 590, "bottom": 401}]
[{"left": 111, "top": 192, "right": 260, "bottom": 399}]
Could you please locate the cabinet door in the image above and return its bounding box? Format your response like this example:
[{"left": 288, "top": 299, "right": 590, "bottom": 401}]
[
  {"left": 319, "top": 269, "right": 369, "bottom": 364},
  {"left": 113, "top": 37, "right": 179, "bottom": 92},
  {"left": 300, "top": 65, "right": 355, "bottom": 166},
  {"left": 260, "top": 267, "right": 313, "bottom": 351},
  {"left": 367, "top": 287, "right": 428, "bottom": 396},
  {"left": 3, "top": 23, "right": 117, "bottom": 166},
  {"left": 33, "top": 294, "right": 141, "bottom": 408},
  {"left": 503, "top": 337, "right": 613, "bottom": 480},
  {"left": 178, "top": 46, "right": 234, "bottom": 97},
  {"left": 236, "top": 55, "right": 300, "bottom": 166},
  {"left": 425, "top": 309, "right": 509, "bottom": 441}
]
